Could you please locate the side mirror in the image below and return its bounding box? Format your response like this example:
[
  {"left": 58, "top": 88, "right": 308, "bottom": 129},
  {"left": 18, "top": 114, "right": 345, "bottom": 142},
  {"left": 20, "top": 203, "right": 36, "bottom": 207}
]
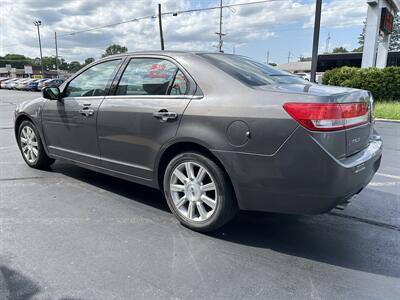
[{"left": 42, "top": 87, "right": 61, "bottom": 100}]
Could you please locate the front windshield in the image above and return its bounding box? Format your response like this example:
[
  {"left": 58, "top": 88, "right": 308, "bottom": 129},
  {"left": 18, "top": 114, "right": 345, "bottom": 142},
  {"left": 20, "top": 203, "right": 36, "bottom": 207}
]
[{"left": 199, "top": 53, "right": 310, "bottom": 86}]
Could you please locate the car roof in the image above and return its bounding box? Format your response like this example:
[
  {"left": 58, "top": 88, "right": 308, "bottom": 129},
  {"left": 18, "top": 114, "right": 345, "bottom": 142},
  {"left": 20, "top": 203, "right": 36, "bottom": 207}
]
[{"left": 97, "top": 50, "right": 229, "bottom": 60}]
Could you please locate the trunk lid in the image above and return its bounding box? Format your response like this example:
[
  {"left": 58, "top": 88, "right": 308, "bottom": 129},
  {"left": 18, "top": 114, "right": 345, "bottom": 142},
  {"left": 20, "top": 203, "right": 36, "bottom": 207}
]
[{"left": 260, "top": 83, "right": 373, "bottom": 158}]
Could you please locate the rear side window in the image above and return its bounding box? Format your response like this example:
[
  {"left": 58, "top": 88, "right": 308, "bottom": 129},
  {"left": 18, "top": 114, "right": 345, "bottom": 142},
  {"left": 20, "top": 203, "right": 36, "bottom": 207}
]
[
  {"left": 170, "top": 70, "right": 189, "bottom": 95},
  {"left": 65, "top": 59, "right": 121, "bottom": 97},
  {"left": 116, "top": 58, "right": 178, "bottom": 96},
  {"left": 199, "top": 54, "right": 308, "bottom": 86}
]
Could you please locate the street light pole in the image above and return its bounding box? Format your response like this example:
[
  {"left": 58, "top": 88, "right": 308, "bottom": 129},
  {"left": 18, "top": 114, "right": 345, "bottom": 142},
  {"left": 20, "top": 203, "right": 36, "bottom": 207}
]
[
  {"left": 158, "top": 3, "right": 165, "bottom": 50},
  {"left": 33, "top": 20, "right": 44, "bottom": 78},
  {"left": 215, "top": 0, "right": 226, "bottom": 53},
  {"left": 55, "top": 31, "right": 59, "bottom": 78},
  {"left": 310, "top": 0, "right": 322, "bottom": 83}
]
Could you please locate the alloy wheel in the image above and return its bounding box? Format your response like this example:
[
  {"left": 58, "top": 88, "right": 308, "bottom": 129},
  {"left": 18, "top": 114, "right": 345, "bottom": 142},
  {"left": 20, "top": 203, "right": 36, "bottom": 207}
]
[
  {"left": 169, "top": 161, "right": 218, "bottom": 222},
  {"left": 20, "top": 125, "right": 39, "bottom": 163}
]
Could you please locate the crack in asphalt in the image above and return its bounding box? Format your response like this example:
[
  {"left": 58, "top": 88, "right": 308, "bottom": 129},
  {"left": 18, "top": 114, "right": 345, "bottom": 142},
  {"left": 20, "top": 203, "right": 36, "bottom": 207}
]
[{"left": 329, "top": 211, "right": 400, "bottom": 232}]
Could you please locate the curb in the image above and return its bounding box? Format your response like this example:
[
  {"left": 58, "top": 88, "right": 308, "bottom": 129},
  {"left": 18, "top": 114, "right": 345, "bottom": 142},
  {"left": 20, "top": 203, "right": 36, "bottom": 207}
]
[{"left": 375, "top": 118, "right": 400, "bottom": 123}]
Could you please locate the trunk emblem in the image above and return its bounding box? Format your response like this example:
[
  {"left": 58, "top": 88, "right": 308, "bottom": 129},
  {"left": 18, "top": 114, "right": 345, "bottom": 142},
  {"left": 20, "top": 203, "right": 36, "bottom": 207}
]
[{"left": 353, "top": 163, "right": 366, "bottom": 174}]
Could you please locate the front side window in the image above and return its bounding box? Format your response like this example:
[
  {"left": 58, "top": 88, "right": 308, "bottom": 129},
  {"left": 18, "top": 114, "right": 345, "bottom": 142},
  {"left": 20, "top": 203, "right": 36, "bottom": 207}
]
[
  {"left": 116, "top": 58, "right": 177, "bottom": 96},
  {"left": 64, "top": 59, "right": 121, "bottom": 97}
]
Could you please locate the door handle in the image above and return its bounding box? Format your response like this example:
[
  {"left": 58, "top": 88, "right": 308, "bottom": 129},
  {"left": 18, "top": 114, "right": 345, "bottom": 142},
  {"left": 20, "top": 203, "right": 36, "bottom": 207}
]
[
  {"left": 79, "top": 107, "right": 94, "bottom": 117},
  {"left": 153, "top": 110, "right": 178, "bottom": 122}
]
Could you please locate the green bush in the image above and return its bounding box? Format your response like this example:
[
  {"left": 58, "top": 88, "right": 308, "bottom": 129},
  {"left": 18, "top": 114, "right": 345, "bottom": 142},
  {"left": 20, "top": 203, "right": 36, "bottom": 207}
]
[{"left": 322, "top": 67, "right": 400, "bottom": 101}]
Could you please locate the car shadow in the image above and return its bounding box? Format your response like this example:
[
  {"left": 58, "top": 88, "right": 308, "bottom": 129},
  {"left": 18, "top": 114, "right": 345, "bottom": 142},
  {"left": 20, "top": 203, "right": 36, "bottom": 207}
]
[
  {"left": 0, "top": 265, "right": 41, "bottom": 300},
  {"left": 50, "top": 162, "right": 400, "bottom": 279},
  {"left": 210, "top": 210, "right": 400, "bottom": 278},
  {"left": 0, "top": 262, "right": 90, "bottom": 300},
  {"left": 50, "top": 162, "right": 170, "bottom": 213}
]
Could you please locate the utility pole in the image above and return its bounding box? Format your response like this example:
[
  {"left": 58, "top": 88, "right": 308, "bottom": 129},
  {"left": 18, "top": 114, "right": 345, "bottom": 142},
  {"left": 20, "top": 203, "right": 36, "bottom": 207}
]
[
  {"left": 215, "top": 0, "right": 226, "bottom": 53},
  {"left": 55, "top": 32, "right": 59, "bottom": 78},
  {"left": 288, "top": 51, "right": 291, "bottom": 63},
  {"left": 310, "top": 0, "right": 322, "bottom": 83},
  {"left": 158, "top": 3, "right": 165, "bottom": 50},
  {"left": 33, "top": 20, "right": 44, "bottom": 77},
  {"left": 325, "top": 32, "right": 331, "bottom": 53},
  {"left": 267, "top": 51, "right": 270, "bottom": 64}
]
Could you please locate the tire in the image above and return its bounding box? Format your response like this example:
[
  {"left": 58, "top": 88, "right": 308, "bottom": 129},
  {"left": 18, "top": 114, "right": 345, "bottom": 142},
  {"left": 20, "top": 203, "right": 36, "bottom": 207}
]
[
  {"left": 18, "top": 120, "right": 55, "bottom": 169},
  {"left": 163, "top": 152, "right": 237, "bottom": 232}
]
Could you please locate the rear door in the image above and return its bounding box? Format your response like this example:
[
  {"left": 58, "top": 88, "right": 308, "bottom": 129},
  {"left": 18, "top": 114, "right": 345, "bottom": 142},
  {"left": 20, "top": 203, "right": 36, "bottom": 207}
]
[
  {"left": 42, "top": 58, "right": 123, "bottom": 164},
  {"left": 97, "top": 56, "right": 195, "bottom": 179}
]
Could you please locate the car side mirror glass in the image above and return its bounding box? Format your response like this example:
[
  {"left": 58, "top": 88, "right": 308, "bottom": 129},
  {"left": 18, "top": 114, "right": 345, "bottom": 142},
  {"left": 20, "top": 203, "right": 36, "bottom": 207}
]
[{"left": 42, "top": 87, "right": 61, "bottom": 100}]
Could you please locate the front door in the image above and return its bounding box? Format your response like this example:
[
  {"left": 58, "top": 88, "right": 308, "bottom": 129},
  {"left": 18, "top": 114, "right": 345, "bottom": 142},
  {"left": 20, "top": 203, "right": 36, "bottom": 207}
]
[
  {"left": 42, "top": 59, "right": 123, "bottom": 164},
  {"left": 97, "top": 57, "right": 194, "bottom": 179}
]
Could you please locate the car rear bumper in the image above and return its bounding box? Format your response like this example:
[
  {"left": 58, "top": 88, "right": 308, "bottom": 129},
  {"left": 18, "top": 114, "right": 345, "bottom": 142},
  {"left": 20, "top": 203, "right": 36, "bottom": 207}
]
[{"left": 212, "top": 127, "right": 382, "bottom": 214}]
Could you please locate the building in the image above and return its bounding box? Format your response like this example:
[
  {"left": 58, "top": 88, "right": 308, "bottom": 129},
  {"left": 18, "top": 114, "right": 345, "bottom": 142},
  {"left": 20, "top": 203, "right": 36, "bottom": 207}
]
[
  {"left": 0, "top": 65, "right": 66, "bottom": 79},
  {"left": 278, "top": 51, "right": 400, "bottom": 74},
  {"left": 277, "top": 61, "right": 312, "bottom": 73},
  {"left": 362, "top": 0, "right": 400, "bottom": 68},
  {"left": 318, "top": 51, "right": 400, "bottom": 72}
]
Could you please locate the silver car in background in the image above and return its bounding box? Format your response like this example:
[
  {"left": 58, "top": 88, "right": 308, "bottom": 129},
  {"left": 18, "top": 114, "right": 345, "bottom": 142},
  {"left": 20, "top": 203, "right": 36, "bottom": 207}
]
[{"left": 14, "top": 51, "right": 382, "bottom": 232}]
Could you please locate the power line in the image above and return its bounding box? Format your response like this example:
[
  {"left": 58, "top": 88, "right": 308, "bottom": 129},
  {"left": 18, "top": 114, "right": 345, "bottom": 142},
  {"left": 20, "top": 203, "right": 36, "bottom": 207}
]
[
  {"left": 5, "top": 0, "right": 283, "bottom": 42},
  {"left": 1, "top": 0, "right": 285, "bottom": 50}
]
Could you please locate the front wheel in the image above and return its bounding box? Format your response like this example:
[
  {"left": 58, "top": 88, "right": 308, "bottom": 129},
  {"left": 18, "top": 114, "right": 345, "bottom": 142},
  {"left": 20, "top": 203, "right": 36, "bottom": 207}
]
[
  {"left": 18, "top": 120, "right": 55, "bottom": 169},
  {"left": 163, "top": 152, "right": 237, "bottom": 232}
]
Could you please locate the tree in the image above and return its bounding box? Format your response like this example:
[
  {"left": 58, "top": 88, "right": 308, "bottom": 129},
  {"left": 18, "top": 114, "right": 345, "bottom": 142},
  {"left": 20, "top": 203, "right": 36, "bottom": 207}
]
[
  {"left": 102, "top": 44, "right": 128, "bottom": 57},
  {"left": 68, "top": 61, "right": 82, "bottom": 72},
  {"left": 355, "top": 14, "right": 399, "bottom": 52},
  {"left": 299, "top": 56, "right": 312, "bottom": 62},
  {"left": 59, "top": 58, "right": 69, "bottom": 70},
  {"left": 389, "top": 14, "right": 400, "bottom": 51},
  {"left": 332, "top": 47, "right": 349, "bottom": 53},
  {"left": 0, "top": 54, "right": 33, "bottom": 68},
  {"left": 84, "top": 57, "right": 95, "bottom": 65},
  {"left": 40, "top": 56, "right": 58, "bottom": 70},
  {"left": 354, "top": 20, "right": 367, "bottom": 52}
]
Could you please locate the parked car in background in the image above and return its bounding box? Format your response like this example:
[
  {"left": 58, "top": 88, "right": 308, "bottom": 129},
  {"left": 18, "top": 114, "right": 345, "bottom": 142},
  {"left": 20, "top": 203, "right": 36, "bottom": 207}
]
[
  {"left": 14, "top": 51, "right": 382, "bottom": 232},
  {"left": 37, "top": 79, "right": 52, "bottom": 91},
  {"left": 16, "top": 78, "right": 34, "bottom": 90},
  {"left": 295, "top": 72, "right": 311, "bottom": 81},
  {"left": 6, "top": 78, "right": 21, "bottom": 89},
  {"left": 0, "top": 77, "right": 10, "bottom": 88},
  {"left": 1, "top": 79, "right": 13, "bottom": 89},
  {"left": 26, "top": 79, "right": 46, "bottom": 91},
  {"left": 41, "top": 79, "right": 64, "bottom": 89}
]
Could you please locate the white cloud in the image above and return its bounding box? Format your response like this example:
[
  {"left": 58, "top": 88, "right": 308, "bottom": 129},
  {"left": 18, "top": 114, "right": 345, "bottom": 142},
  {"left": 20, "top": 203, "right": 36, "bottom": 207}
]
[{"left": 0, "top": 0, "right": 368, "bottom": 62}]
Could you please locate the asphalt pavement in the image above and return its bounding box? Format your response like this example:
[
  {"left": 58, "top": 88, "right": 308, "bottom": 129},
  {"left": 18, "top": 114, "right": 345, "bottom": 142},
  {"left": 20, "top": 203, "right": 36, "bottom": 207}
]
[{"left": 0, "top": 89, "right": 399, "bottom": 300}]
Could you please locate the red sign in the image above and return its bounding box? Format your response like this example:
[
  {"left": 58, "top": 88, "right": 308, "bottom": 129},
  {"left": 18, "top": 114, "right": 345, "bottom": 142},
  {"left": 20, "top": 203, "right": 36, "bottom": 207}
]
[
  {"left": 147, "top": 63, "right": 169, "bottom": 79},
  {"left": 380, "top": 8, "right": 394, "bottom": 34}
]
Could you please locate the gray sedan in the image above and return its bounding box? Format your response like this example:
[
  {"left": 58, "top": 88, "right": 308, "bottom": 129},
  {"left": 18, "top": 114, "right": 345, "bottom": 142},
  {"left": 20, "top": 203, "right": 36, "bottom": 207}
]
[{"left": 14, "top": 51, "right": 382, "bottom": 232}]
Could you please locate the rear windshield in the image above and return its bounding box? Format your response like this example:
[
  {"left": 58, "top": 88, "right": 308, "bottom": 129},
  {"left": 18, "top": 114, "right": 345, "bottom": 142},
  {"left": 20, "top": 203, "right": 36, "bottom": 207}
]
[{"left": 198, "top": 53, "right": 308, "bottom": 86}]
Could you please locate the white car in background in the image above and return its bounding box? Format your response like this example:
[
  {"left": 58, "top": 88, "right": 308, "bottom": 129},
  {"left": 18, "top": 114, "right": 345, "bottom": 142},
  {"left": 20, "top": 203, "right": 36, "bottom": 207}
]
[
  {"left": 6, "top": 78, "right": 21, "bottom": 89},
  {"left": 295, "top": 72, "right": 311, "bottom": 81}
]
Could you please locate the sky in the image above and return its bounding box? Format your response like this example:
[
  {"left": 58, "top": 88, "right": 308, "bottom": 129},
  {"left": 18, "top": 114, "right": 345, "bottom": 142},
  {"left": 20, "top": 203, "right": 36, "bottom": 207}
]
[{"left": 0, "top": 0, "right": 368, "bottom": 64}]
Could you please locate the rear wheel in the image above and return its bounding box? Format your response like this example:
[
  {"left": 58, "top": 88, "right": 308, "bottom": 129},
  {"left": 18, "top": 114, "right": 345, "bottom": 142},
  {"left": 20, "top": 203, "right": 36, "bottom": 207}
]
[
  {"left": 18, "top": 120, "right": 55, "bottom": 169},
  {"left": 163, "top": 152, "right": 237, "bottom": 232}
]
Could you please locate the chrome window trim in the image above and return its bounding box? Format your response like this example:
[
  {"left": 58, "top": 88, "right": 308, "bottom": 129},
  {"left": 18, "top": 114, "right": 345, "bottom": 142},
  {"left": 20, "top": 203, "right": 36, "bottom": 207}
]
[
  {"left": 104, "top": 95, "right": 203, "bottom": 100},
  {"left": 62, "top": 96, "right": 106, "bottom": 101}
]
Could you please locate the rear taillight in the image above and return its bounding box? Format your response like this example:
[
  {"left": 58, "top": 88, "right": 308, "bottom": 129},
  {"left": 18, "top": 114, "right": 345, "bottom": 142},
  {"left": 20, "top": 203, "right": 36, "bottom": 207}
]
[{"left": 283, "top": 102, "right": 369, "bottom": 131}]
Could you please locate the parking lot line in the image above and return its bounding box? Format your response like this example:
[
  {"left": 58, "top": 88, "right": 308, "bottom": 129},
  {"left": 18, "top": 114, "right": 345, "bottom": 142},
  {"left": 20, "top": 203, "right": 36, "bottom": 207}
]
[{"left": 376, "top": 172, "right": 400, "bottom": 180}]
